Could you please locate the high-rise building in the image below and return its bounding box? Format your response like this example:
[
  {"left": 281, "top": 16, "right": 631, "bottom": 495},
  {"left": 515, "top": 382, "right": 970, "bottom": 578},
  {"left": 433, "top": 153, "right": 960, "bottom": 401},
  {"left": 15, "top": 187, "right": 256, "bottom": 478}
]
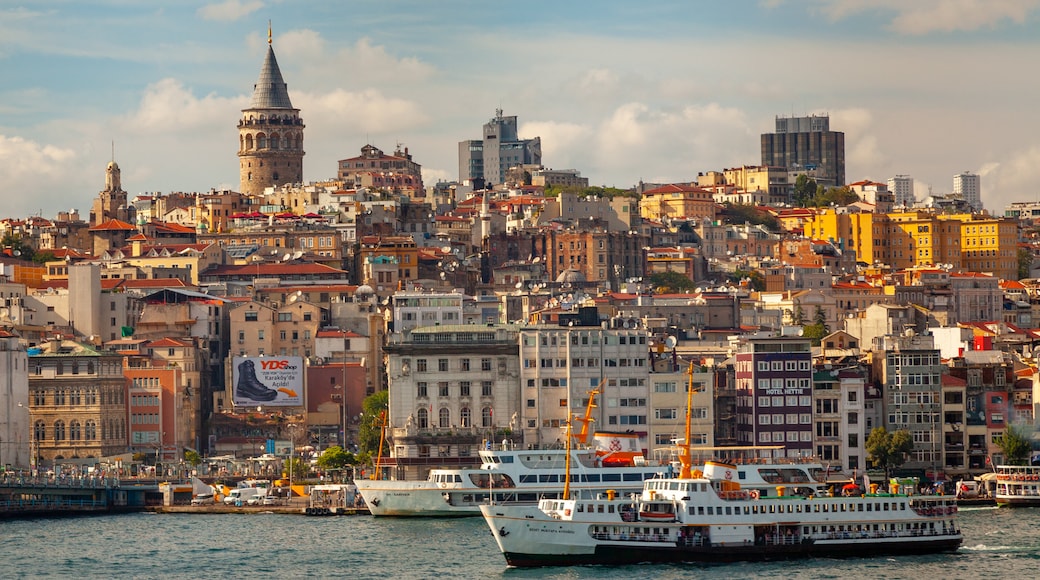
[
  {"left": 238, "top": 27, "right": 305, "bottom": 196},
  {"left": 953, "top": 172, "right": 981, "bottom": 211},
  {"left": 458, "top": 109, "right": 541, "bottom": 187},
  {"left": 761, "top": 115, "right": 845, "bottom": 187},
  {"left": 888, "top": 175, "right": 915, "bottom": 207}
]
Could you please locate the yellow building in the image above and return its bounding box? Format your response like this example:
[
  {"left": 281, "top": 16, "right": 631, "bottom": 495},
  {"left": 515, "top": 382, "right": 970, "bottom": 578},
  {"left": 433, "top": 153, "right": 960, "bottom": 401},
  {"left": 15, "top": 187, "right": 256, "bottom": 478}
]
[
  {"left": 639, "top": 184, "right": 717, "bottom": 221},
  {"left": 806, "top": 209, "right": 1019, "bottom": 278}
]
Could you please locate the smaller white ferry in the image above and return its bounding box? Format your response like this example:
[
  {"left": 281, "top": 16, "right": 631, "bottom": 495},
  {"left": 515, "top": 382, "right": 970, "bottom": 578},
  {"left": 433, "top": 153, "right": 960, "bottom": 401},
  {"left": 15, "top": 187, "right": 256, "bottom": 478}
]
[
  {"left": 480, "top": 463, "right": 962, "bottom": 567},
  {"left": 994, "top": 464, "right": 1040, "bottom": 507}
]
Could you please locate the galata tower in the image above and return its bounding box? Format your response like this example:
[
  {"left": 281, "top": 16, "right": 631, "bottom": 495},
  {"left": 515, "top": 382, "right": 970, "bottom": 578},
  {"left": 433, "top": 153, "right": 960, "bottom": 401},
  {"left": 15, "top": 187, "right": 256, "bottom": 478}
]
[{"left": 238, "top": 26, "right": 305, "bottom": 195}]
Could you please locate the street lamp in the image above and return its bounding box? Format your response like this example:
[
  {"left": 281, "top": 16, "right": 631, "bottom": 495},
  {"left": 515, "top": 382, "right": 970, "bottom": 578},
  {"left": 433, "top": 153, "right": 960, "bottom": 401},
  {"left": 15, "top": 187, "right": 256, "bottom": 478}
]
[{"left": 287, "top": 422, "right": 297, "bottom": 506}]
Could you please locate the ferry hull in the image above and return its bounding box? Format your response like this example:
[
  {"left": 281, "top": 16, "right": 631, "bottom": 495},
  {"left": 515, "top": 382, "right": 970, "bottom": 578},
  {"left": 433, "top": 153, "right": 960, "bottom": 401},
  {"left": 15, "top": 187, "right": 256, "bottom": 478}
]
[
  {"left": 355, "top": 482, "right": 478, "bottom": 517},
  {"left": 499, "top": 536, "right": 962, "bottom": 568},
  {"left": 996, "top": 496, "right": 1040, "bottom": 508}
]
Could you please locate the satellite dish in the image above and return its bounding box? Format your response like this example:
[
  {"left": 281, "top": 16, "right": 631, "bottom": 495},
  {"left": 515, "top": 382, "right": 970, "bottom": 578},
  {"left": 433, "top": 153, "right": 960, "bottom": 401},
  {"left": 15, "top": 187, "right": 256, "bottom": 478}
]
[
  {"left": 442, "top": 245, "right": 453, "bottom": 254},
  {"left": 515, "top": 282, "right": 524, "bottom": 289},
  {"left": 664, "top": 336, "right": 677, "bottom": 349},
  {"left": 533, "top": 257, "right": 541, "bottom": 263},
  {"left": 293, "top": 251, "right": 304, "bottom": 260},
  {"left": 282, "top": 253, "right": 291, "bottom": 262}
]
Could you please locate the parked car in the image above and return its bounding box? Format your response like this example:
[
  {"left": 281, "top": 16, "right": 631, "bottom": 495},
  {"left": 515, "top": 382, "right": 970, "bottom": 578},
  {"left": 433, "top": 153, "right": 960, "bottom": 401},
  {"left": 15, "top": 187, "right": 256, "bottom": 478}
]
[
  {"left": 224, "top": 488, "right": 262, "bottom": 505},
  {"left": 248, "top": 493, "right": 278, "bottom": 506},
  {"left": 191, "top": 493, "right": 215, "bottom": 506}
]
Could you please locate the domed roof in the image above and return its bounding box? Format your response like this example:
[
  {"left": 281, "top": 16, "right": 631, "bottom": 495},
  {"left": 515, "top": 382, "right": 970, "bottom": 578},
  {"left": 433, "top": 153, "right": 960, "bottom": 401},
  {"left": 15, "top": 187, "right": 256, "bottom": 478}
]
[
  {"left": 355, "top": 285, "right": 375, "bottom": 298},
  {"left": 556, "top": 269, "right": 586, "bottom": 284}
]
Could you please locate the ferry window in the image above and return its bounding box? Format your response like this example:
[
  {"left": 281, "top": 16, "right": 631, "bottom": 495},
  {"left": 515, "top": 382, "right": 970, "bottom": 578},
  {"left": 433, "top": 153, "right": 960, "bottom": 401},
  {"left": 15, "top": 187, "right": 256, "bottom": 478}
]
[
  {"left": 725, "top": 507, "right": 732, "bottom": 515},
  {"left": 697, "top": 507, "right": 704, "bottom": 515},
  {"left": 623, "top": 474, "right": 642, "bottom": 481},
  {"left": 577, "top": 505, "right": 584, "bottom": 512},
  {"left": 707, "top": 507, "right": 713, "bottom": 515},
  {"left": 597, "top": 505, "right": 604, "bottom": 513},
  {"left": 519, "top": 475, "right": 537, "bottom": 483},
  {"left": 866, "top": 504, "right": 872, "bottom": 511},
  {"left": 813, "top": 504, "right": 820, "bottom": 512},
  {"left": 602, "top": 474, "right": 621, "bottom": 482},
  {"left": 744, "top": 506, "right": 750, "bottom": 514},
  {"left": 608, "top": 505, "right": 615, "bottom": 513},
  {"left": 587, "top": 474, "right": 600, "bottom": 482},
  {"left": 857, "top": 504, "right": 863, "bottom": 511}
]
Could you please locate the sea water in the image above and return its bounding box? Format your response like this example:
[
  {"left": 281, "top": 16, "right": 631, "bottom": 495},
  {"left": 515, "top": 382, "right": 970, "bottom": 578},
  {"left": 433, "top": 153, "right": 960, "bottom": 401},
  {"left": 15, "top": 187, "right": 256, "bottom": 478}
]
[{"left": 2, "top": 506, "right": 1037, "bottom": 579}]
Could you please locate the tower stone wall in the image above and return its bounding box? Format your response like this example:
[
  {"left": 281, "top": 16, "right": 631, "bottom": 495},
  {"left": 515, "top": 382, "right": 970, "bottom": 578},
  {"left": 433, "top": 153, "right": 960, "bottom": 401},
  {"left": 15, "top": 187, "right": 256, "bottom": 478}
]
[{"left": 238, "top": 35, "right": 304, "bottom": 196}]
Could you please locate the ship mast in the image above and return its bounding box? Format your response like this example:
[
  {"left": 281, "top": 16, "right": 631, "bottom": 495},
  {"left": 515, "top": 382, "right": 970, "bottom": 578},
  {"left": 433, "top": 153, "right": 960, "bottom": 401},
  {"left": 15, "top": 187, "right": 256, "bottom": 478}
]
[
  {"left": 563, "top": 418, "right": 573, "bottom": 499},
  {"left": 373, "top": 410, "right": 388, "bottom": 480},
  {"left": 572, "top": 382, "right": 602, "bottom": 446},
  {"left": 678, "top": 362, "right": 695, "bottom": 479}
]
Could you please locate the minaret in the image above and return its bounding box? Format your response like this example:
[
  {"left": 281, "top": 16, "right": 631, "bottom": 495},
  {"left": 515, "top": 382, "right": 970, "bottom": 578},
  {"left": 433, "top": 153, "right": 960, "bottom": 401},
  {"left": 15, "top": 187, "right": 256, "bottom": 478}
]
[
  {"left": 480, "top": 191, "right": 491, "bottom": 243},
  {"left": 238, "top": 23, "right": 305, "bottom": 195}
]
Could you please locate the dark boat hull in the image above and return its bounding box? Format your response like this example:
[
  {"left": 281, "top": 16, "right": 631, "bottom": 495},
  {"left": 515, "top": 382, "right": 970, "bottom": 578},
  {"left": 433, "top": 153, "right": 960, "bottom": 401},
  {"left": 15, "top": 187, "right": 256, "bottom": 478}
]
[{"left": 502, "top": 536, "right": 962, "bottom": 568}]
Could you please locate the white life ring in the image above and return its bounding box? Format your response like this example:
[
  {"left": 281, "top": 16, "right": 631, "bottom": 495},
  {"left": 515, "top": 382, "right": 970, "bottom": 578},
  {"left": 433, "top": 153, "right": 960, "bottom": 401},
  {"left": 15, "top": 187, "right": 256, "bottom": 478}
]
[{"left": 749, "top": 489, "right": 760, "bottom": 500}]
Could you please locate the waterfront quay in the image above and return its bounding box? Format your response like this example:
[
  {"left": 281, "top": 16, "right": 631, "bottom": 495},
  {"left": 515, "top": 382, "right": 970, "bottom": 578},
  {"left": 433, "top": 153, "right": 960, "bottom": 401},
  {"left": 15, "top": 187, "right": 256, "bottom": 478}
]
[
  {"left": 0, "top": 472, "right": 153, "bottom": 518},
  {"left": 0, "top": 471, "right": 369, "bottom": 518}
]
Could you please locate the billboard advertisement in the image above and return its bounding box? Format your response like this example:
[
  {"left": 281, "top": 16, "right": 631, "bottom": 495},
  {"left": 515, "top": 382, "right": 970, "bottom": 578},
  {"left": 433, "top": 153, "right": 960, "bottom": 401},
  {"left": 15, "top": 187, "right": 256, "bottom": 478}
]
[{"left": 232, "top": 356, "right": 303, "bottom": 407}]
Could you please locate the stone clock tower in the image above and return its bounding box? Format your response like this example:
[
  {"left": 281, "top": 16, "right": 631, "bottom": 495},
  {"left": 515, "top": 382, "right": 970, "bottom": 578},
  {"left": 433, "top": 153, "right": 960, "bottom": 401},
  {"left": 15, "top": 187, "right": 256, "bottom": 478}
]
[{"left": 238, "top": 26, "right": 305, "bottom": 195}]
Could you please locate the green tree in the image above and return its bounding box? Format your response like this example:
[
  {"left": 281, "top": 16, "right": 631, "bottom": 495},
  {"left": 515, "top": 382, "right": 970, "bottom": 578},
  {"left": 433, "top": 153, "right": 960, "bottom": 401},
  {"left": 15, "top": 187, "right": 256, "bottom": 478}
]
[
  {"left": 793, "top": 174, "right": 819, "bottom": 206},
  {"left": 359, "top": 389, "right": 389, "bottom": 455},
  {"left": 792, "top": 303, "right": 806, "bottom": 326},
  {"left": 865, "top": 427, "right": 914, "bottom": 477},
  {"left": 648, "top": 271, "right": 696, "bottom": 294},
  {"left": 720, "top": 203, "right": 780, "bottom": 231},
  {"left": 812, "top": 305, "right": 829, "bottom": 332},
  {"left": 807, "top": 185, "right": 859, "bottom": 207},
  {"left": 801, "top": 323, "right": 827, "bottom": 346},
  {"left": 994, "top": 425, "right": 1032, "bottom": 465},
  {"left": 283, "top": 457, "right": 306, "bottom": 479},
  {"left": 1018, "top": 248, "right": 1034, "bottom": 280},
  {"left": 0, "top": 233, "right": 33, "bottom": 261},
  {"left": 728, "top": 268, "right": 765, "bottom": 291},
  {"left": 316, "top": 445, "right": 357, "bottom": 471},
  {"left": 184, "top": 450, "right": 202, "bottom": 470}
]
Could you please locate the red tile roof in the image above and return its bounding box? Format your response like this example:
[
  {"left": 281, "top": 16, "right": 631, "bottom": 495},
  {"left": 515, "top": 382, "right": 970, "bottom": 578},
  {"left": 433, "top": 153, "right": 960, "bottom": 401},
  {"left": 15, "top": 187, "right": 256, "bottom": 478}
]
[{"left": 88, "top": 219, "right": 137, "bottom": 232}]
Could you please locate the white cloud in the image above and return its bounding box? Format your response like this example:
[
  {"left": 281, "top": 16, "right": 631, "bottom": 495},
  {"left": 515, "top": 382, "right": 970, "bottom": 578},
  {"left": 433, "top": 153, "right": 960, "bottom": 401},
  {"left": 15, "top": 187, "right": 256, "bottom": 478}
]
[
  {"left": 297, "top": 88, "right": 428, "bottom": 135},
  {"left": 978, "top": 148, "right": 1040, "bottom": 210},
  {"left": 0, "top": 135, "right": 86, "bottom": 215},
  {"left": 576, "top": 69, "right": 620, "bottom": 94},
  {"left": 829, "top": 108, "right": 889, "bottom": 179},
  {"left": 815, "top": 0, "right": 1040, "bottom": 35},
  {"left": 521, "top": 102, "right": 754, "bottom": 186},
  {"left": 120, "top": 78, "right": 244, "bottom": 133},
  {"left": 197, "top": 0, "right": 264, "bottom": 22}
]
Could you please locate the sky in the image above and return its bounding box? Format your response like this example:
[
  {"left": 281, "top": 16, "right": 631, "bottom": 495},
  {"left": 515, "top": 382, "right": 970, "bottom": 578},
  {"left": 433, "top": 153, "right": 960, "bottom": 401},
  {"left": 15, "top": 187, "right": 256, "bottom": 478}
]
[{"left": 3, "top": 0, "right": 1040, "bottom": 219}]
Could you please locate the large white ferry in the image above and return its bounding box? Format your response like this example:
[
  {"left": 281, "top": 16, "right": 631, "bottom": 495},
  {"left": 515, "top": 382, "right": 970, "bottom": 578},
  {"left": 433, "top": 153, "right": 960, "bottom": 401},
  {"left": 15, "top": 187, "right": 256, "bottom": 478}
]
[
  {"left": 480, "top": 461, "right": 962, "bottom": 567},
  {"left": 356, "top": 442, "right": 834, "bottom": 517},
  {"left": 480, "top": 367, "right": 961, "bottom": 567},
  {"left": 994, "top": 464, "right": 1040, "bottom": 507}
]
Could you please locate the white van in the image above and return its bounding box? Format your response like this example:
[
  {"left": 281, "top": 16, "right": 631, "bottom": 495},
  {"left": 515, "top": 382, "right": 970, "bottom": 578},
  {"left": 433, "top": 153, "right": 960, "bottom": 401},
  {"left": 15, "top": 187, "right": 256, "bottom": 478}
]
[{"left": 224, "top": 488, "right": 263, "bottom": 505}]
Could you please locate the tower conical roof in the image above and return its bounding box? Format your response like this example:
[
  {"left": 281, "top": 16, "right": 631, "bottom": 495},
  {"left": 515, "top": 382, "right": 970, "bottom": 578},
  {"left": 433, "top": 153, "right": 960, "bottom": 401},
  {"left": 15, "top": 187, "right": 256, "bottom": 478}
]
[{"left": 249, "top": 45, "right": 294, "bottom": 109}]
